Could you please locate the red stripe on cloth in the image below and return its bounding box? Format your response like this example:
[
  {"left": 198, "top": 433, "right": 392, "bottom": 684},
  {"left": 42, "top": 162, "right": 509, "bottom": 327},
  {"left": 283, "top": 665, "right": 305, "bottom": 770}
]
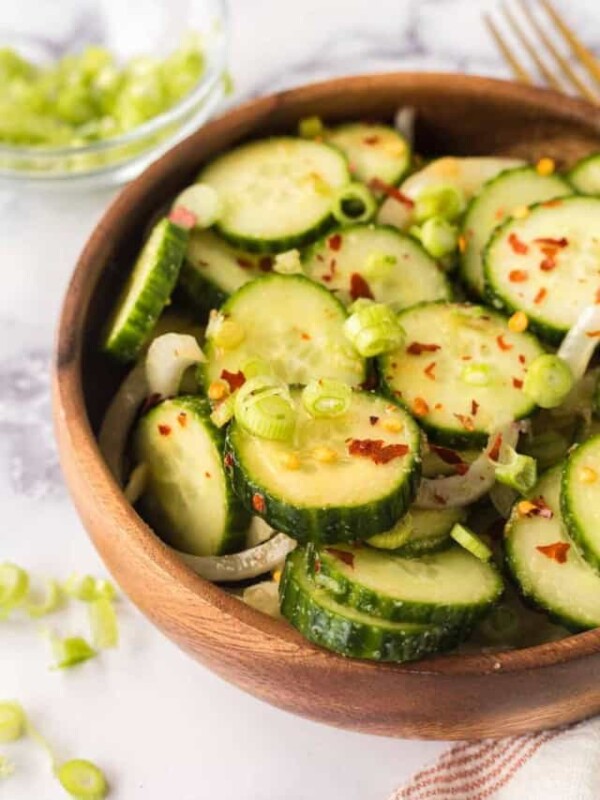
[{"left": 391, "top": 730, "right": 558, "bottom": 800}]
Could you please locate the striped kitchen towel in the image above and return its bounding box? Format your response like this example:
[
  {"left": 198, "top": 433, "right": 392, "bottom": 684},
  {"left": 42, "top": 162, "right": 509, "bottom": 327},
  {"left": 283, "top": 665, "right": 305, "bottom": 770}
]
[{"left": 391, "top": 718, "right": 600, "bottom": 800}]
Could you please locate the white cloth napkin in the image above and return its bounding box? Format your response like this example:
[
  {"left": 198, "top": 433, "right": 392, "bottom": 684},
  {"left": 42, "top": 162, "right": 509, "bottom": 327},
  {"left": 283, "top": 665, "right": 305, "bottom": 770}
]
[{"left": 391, "top": 719, "right": 600, "bottom": 800}]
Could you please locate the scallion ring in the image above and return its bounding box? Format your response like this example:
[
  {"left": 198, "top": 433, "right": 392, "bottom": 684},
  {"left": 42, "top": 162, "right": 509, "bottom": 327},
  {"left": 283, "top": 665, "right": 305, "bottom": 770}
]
[
  {"left": 412, "top": 216, "right": 459, "bottom": 258},
  {"left": 50, "top": 635, "right": 96, "bottom": 670},
  {"left": 88, "top": 597, "right": 119, "bottom": 650},
  {"left": 302, "top": 379, "right": 352, "bottom": 418},
  {"left": 450, "top": 523, "right": 492, "bottom": 561},
  {"left": 56, "top": 758, "right": 109, "bottom": 800},
  {"left": 332, "top": 182, "right": 377, "bottom": 225},
  {"left": 0, "top": 564, "right": 29, "bottom": 616},
  {"left": 234, "top": 376, "right": 296, "bottom": 441},
  {"left": 493, "top": 446, "right": 537, "bottom": 495},
  {"left": 413, "top": 184, "right": 465, "bottom": 223},
  {"left": 26, "top": 579, "right": 63, "bottom": 619},
  {"left": 0, "top": 702, "right": 26, "bottom": 744},
  {"left": 343, "top": 302, "right": 405, "bottom": 357},
  {"left": 523, "top": 354, "right": 574, "bottom": 409}
]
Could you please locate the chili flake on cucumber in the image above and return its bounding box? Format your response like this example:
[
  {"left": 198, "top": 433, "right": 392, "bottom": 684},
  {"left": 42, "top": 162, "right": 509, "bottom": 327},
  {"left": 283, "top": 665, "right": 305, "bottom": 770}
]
[{"left": 99, "top": 121, "right": 600, "bottom": 664}]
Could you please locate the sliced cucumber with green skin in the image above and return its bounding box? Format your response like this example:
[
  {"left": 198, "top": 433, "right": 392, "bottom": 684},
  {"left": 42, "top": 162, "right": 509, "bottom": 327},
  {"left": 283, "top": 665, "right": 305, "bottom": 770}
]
[
  {"left": 302, "top": 224, "right": 451, "bottom": 311},
  {"left": 199, "top": 137, "right": 350, "bottom": 252},
  {"left": 561, "top": 435, "right": 600, "bottom": 570},
  {"left": 225, "top": 389, "right": 421, "bottom": 544},
  {"left": 103, "top": 218, "right": 189, "bottom": 362},
  {"left": 179, "top": 229, "right": 273, "bottom": 316},
  {"left": 280, "top": 549, "right": 463, "bottom": 662},
  {"left": 203, "top": 274, "right": 366, "bottom": 389},
  {"left": 325, "top": 123, "right": 410, "bottom": 187},
  {"left": 484, "top": 196, "right": 600, "bottom": 343},
  {"left": 133, "top": 396, "right": 249, "bottom": 556},
  {"left": 378, "top": 302, "right": 544, "bottom": 447},
  {"left": 367, "top": 506, "right": 465, "bottom": 556},
  {"left": 460, "top": 167, "right": 571, "bottom": 296},
  {"left": 308, "top": 543, "right": 502, "bottom": 626},
  {"left": 568, "top": 152, "right": 600, "bottom": 196},
  {"left": 505, "top": 467, "right": 600, "bottom": 630}
]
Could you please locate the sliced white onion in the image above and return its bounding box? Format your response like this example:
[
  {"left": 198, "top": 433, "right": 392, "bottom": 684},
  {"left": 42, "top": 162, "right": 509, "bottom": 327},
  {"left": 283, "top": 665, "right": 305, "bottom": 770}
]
[
  {"left": 174, "top": 533, "right": 296, "bottom": 582},
  {"left": 557, "top": 304, "right": 600, "bottom": 382},
  {"left": 145, "top": 333, "right": 205, "bottom": 398},
  {"left": 393, "top": 106, "right": 416, "bottom": 146},
  {"left": 415, "top": 424, "right": 520, "bottom": 509},
  {"left": 242, "top": 581, "right": 282, "bottom": 618},
  {"left": 123, "top": 463, "right": 148, "bottom": 504},
  {"left": 98, "top": 361, "right": 148, "bottom": 485},
  {"left": 246, "top": 516, "right": 276, "bottom": 548}
]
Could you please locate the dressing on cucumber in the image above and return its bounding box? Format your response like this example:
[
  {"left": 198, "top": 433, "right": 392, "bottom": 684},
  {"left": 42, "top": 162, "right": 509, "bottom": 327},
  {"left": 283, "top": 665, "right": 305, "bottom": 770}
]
[
  {"left": 302, "top": 224, "right": 451, "bottom": 311},
  {"left": 379, "top": 302, "right": 544, "bottom": 447},
  {"left": 325, "top": 123, "right": 410, "bottom": 187},
  {"left": 226, "top": 389, "right": 421, "bottom": 543},
  {"left": 199, "top": 137, "right": 350, "bottom": 252}
]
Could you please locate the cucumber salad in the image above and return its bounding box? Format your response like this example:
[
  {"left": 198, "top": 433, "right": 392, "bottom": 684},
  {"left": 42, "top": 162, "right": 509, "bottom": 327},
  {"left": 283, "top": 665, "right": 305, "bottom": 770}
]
[{"left": 98, "top": 114, "right": 600, "bottom": 664}]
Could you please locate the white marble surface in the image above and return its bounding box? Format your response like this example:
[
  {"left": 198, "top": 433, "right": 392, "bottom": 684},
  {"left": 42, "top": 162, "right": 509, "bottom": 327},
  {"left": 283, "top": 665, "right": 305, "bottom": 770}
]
[{"left": 1, "top": 1, "right": 600, "bottom": 798}]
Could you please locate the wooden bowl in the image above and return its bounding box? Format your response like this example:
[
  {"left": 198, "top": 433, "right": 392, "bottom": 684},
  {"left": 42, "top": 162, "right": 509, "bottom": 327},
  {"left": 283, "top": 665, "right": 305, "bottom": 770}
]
[{"left": 53, "top": 73, "right": 600, "bottom": 740}]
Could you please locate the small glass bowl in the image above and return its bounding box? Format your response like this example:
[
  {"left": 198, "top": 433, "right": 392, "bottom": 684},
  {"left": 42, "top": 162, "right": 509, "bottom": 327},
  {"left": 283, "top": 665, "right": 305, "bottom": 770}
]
[{"left": 0, "top": 0, "right": 228, "bottom": 189}]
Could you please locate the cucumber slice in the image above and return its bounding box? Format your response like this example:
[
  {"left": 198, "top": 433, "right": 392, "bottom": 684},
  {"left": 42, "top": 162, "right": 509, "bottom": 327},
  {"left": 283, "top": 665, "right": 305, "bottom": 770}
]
[
  {"left": 302, "top": 224, "right": 451, "bottom": 311},
  {"left": 367, "top": 506, "right": 465, "bottom": 556},
  {"left": 103, "top": 218, "right": 188, "bottom": 362},
  {"left": 309, "top": 543, "right": 502, "bottom": 626},
  {"left": 377, "top": 157, "right": 525, "bottom": 232},
  {"left": 561, "top": 435, "right": 600, "bottom": 570},
  {"left": 505, "top": 467, "right": 600, "bottom": 630},
  {"left": 226, "top": 389, "right": 421, "bottom": 544},
  {"left": 203, "top": 274, "right": 366, "bottom": 389},
  {"left": 133, "top": 396, "right": 249, "bottom": 556},
  {"left": 484, "top": 196, "right": 600, "bottom": 343},
  {"left": 379, "top": 302, "right": 544, "bottom": 447},
  {"left": 460, "top": 167, "right": 571, "bottom": 296},
  {"left": 325, "top": 123, "right": 410, "bottom": 186},
  {"left": 280, "top": 549, "right": 462, "bottom": 662},
  {"left": 568, "top": 152, "right": 600, "bottom": 196},
  {"left": 179, "top": 229, "right": 273, "bottom": 316},
  {"left": 199, "top": 137, "right": 350, "bottom": 252}
]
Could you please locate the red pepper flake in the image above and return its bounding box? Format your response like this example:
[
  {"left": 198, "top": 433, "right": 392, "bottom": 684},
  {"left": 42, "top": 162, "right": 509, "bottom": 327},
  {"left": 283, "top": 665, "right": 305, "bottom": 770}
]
[
  {"left": 300, "top": 332, "right": 311, "bottom": 340},
  {"left": 461, "top": 355, "right": 472, "bottom": 361},
  {"left": 424, "top": 362, "right": 437, "bottom": 380},
  {"left": 220, "top": 369, "right": 246, "bottom": 392},
  {"left": 534, "top": 236, "right": 568, "bottom": 248},
  {"left": 313, "top": 558, "right": 322, "bottom": 574},
  {"left": 471, "top": 399, "right": 480, "bottom": 416},
  {"left": 518, "top": 354, "right": 526, "bottom": 365},
  {"left": 534, "top": 287, "right": 548, "bottom": 305},
  {"left": 412, "top": 397, "right": 429, "bottom": 417},
  {"left": 455, "top": 462, "right": 470, "bottom": 476},
  {"left": 369, "top": 415, "right": 379, "bottom": 426},
  {"left": 541, "top": 198, "right": 563, "bottom": 208},
  {"left": 252, "top": 493, "right": 266, "bottom": 513},
  {"left": 508, "top": 232, "right": 529, "bottom": 255},
  {"left": 509, "top": 269, "right": 528, "bottom": 283},
  {"left": 205, "top": 471, "right": 211, "bottom": 479},
  {"left": 236, "top": 257, "right": 254, "bottom": 269},
  {"left": 169, "top": 206, "right": 197, "bottom": 230},
  {"left": 540, "top": 256, "right": 557, "bottom": 272},
  {"left": 494, "top": 207, "right": 506, "bottom": 221},
  {"left": 177, "top": 412, "right": 187, "bottom": 428},
  {"left": 259, "top": 256, "right": 273, "bottom": 272},
  {"left": 430, "top": 445, "right": 464, "bottom": 465},
  {"left": 347, "top": 438, "right": 409, "bottom": 465},
  {"left": 322, "top": 258, "right": 337, "bottom": 283},
  {"left": 434, "top": 402, "right": 444, "bottom": 410},
  {"left": 224, "top": 452, "right": 234, "bottom": 468},
  {"left": 488, "top": 433, "right": 503, "bottom": 462},
  {"left": 512, "top": 377, "right": 524, "bottom": 389},
  {"left": 536, "top": 542, "right": 570, "bottom": 564},
  {"left": 454, "top": 413, "right": 475, "bottom": 432},
  {"left": 350, "top": 272, "right": 374, "bottom": 301},
  {"left": 368, "top": 178, "right": 415, "bottom": 208},
  {"left": 140, "top": 392, "right": 162, "bottom": 414},
  {"left": 407, "top": 341, "right": 441, "bottom": 355},
  {"left": 325, "top": 548, "right": 355, "bottom": 568},
  {"left": 433, "top": 491, "right": 447, "bottom": 506},
  {"left": 363, "top": 135, "right": 380, "bottom": 145},
  {"left": 328, "top": 233, "right": 342, "bottom": 251},
  {"left": 497, "top": 335, "right": 513, "bottom": 352},
  {"left": 519, "top": 497, "right": 554, "bottom": 519},
  {"left": 595, "top": 288, "right": 600, "bottom": 304},
  {"left": 158, "top": 424, "right": 172, "bottom": 437}
]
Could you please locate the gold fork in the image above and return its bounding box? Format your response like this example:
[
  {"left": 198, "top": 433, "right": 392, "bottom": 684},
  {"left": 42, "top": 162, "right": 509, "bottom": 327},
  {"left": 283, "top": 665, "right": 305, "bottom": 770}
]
[{"left": 485, "top": 0, "right": 600, "bottom": 103}]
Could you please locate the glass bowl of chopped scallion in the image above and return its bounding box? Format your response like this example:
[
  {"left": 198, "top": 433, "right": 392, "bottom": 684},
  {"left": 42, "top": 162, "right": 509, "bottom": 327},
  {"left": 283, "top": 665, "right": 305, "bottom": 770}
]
[{"left": 0, "top": 0, "right": 229, "bottom": 188}]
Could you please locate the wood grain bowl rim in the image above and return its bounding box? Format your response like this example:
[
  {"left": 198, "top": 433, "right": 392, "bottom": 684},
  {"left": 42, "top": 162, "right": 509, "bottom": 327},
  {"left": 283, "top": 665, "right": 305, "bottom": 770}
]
[{"left": 54, "top": 72, "right": 600, "bottom": 681}]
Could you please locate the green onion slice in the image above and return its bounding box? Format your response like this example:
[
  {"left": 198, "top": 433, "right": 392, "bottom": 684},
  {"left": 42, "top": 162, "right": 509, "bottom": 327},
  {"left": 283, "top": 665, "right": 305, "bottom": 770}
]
[
  {"left": 0, "top": 564, "right": 29, "bottom": 616},
  {"left": 234, "top": 376, "right": 296, "bottom": 441},
  {"left": 343, "top": 302, "right": 405, "bottom": 357},
  {"left": 413, "top": 184, "right": 465, "bottom": 223},
  {"left": 412, "top": 216, "right": 459, "bottom": 258},
  {"left": 523, "top": 354, "right": 574, "bottom": 409},
  {"left": 493, "top": 446, "right": 537, "bottom": 495},
  {"left": 56, "top": 759, "right": 108, "bottom": 800},
  {"left": 332, "top": 182, "right": 377, "bottom": 225},
  {"left": 51, "top": 635, "right": 96, "bottom": 670},
  {"left": 88, "top": 598, "right": 119, "bottom": 650},
  {"left": 450, "top": 523, "right": 493, "bottom": 561},
  {"left": 0, "top": 702, "right": 26, "bottom": 743},
  {"left": 0, "top": 754, "right": 15, "bottom": 779},
  {"left": 273, "top": 249, "right": 303, "bottom": 275},
  {"left": 298, "top": 115, "right": 325, "bottom": 139},
  {"left": 26, "top": 579, "right": 63, "bottom": 619},
  {"left": 63, "top": 575, "right": 98, "bottom": 603},
  {"left": 367, "top": 514, "right": 413, "bottom": 550},
  {"left": 210, "top": 393, "right": 236, "bottom": 428},
  {"left": 301, "top": 379, "right": 352, "bottom": 419},
  {"left": 362, "top": 252, "right": 397, "bottom": 280},
  {"left": 172, "top": 184, "right": 221, "bottom": 229},
  {"left": 241, "top": 358, "right": 272, "bottom": 380}
]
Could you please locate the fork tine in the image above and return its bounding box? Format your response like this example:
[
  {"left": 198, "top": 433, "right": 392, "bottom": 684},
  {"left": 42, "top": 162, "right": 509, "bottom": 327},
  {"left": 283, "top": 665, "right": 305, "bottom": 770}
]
[
  {"left": 516, "top": 0, "right": 599, "bottom": 102},
  {"left": 501, "top": 2, "right": 564, "bottom": 92},
  {"left": 539, "top": 0, "right": 600, "bottom": 89},
  {"left": 484, "top": 13, "right": 535, "bottom": 84}
]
